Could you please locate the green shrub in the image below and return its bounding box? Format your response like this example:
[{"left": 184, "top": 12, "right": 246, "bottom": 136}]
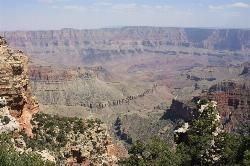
[
  {"left": 0, "top": 133, "right": 55, "bottom": 166},
  {"left": 243, "top": 150, "right": 250, "bottom": 166},
  {"left": 120, "top": 137, "right": 181, "bottom": 166}
]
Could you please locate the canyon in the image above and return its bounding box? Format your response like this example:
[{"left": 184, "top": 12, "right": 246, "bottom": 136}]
[{"left": 1, "top": 26, "right": 250, "bottom": 149}]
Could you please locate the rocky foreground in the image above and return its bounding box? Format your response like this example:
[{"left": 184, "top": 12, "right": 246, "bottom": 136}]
[
  {"left": 0, "top": 36, "right": 126, "bottom": 165},
  {"left": 0, "top": 36, "right": 38, "bottom": 137}
]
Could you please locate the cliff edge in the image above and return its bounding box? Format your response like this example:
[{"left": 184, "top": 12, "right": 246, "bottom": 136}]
[{"left": 0, "top": 36, "right": 38, "bottom": 137}]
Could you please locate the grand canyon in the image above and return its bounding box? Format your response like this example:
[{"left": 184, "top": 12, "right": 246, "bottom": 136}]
[
  {"left": 2, "top": 27, "right": 250, "bottom": 136},
  {"left": 0, "top": 2, "right": 250, "bottom": 165}
]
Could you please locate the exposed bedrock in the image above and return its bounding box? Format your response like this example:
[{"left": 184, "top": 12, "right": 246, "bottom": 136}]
[{"left": 0, "top": 36, "right": 39, "bottom": 137}]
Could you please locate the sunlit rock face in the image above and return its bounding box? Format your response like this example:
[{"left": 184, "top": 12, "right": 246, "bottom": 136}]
[
  {"left": 0, "top": 36, "right": 39, "bottom": 137},
  {"left": 197, "top": 81, "right": 250, "bottom": 134}
]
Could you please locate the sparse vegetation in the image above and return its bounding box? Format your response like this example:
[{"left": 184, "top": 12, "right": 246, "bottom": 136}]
[
  {"left": 22, "top": 113, "right": 88, "bottom": 151},
  {"left": 20, "top": 113, "right": 107, "bottom": 164},
  {"left": 0, "top": 111, "right": 113, "bottom": 165},
  {"left": 0, "top": 134, "right": 55, "bottom": 166}
]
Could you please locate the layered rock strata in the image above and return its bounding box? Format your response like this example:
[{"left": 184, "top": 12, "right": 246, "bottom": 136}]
[{"left": 0, "top": 36, "right": 38, "bottom": 137}]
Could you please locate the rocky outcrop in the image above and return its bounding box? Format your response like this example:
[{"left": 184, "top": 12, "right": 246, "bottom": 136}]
[
  {"left": 63, "top": 120, "right": 121, "bottom": 165},
  {"left": 0, "top": 36, "right": 38, "bottom": 137},
  {"left": 0, "top": 106, "right": 20, "bottom": 133},
  {"left": 161, "top": 99, "right": 196, "bottom": 122},
  {"left": 239, "top": 62, "right": 250, "bottom": 80},
  {"left": 23, "top": 113, "right": 127, "bottom": 165},
  {"left": 199, "top": 81, "right": 250, "bottom": 134}
]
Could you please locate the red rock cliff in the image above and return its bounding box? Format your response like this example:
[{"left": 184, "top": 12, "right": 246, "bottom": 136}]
[{"left": 0, "top": 36, "right": 39, "bottom": 137}]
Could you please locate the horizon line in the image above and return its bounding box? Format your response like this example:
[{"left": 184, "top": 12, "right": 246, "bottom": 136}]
[{"left": 1, "top": 25, "right": 250, "bottom": 32}]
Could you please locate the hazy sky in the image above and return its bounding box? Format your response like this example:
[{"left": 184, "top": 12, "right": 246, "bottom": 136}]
[{"left": 0, "top": 0, "right": 250, "bottom": 31}]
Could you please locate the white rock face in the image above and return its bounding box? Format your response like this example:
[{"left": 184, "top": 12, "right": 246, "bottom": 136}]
[
  {"left": 36, "top": 150, "right": 56, "bottom": 163},
  {"left": 174, "top": 123, "right": 189, "bottom": 133},
  {"left": 0, "top": 106, "right": 20, "bottom": 133},
  {"left": 215, "top": 113, "right": 220, "bottom": 122},
  {"left": 211, "top": 101, "right": 217, "bottom": 108},
  {"left": 198, "top": 101, "right": 217, "bottom": 113},
  {"left": 0, "top": 97, "right": 7, "bottom": 106},
  {"left": 199, "top": 103, "right": 209, "bottom": 113}
]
